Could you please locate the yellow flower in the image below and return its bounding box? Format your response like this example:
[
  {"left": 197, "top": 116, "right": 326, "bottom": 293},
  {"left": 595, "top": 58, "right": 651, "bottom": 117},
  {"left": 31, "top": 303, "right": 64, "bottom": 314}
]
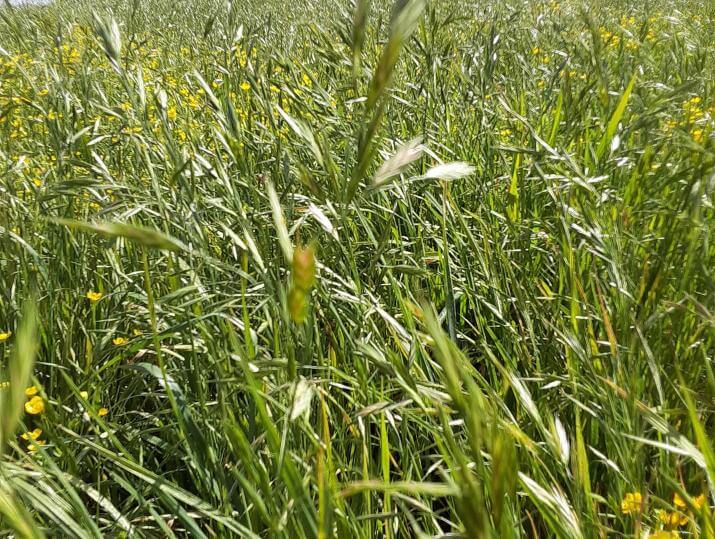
[
  {"left": 20, "top": 428, "right": 42, "bottom": 441},
  {"left": 25, "top": 396, "right": 45, "bottom": 415},
  {"left": 25, "top": 386, "right": 38, "bottom": 397},
  {"left": 28, "top": 440, "right": 46, "bottom": 452},
  {"left": 98, "top": 407, "right": 109, "bottom": 417},
  {"left": 672, "top": 492, "right": 708, "bottom": 511},
  {"left": 80, "top": 391, "right": 89, "bottom": 399},
  {"left": 648, "top": 531, "right": 679, "bottom": 539},
  {"left": 132, "top": 329, "right": 142, "bottom": 336},
  {"left": 692, "top": 129, "right": 703, "bottom": 143},
  {"left": 112, "top": 337, "right": 127, "bottom": 346},
  {"left": 240, "top": 81, "right": 251, "bottom": 92},
  {"left": 0, "top": 331, "right": 11, "bottom": 342},
  {"left": 657, "top": 509, "right": 687, "bottom": 527},
  {"left": 621, "top": 492, "right": 643, "bottom": 514},
  {"left": 86, "top": 291, "right": 103, "bottom": 302}
]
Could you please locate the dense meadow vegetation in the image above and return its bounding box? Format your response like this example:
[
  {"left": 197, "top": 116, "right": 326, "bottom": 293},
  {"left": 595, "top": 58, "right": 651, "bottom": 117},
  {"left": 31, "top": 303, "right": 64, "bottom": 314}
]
[{"left": 0, "top": 0, "right": 714, "bottom": 536}]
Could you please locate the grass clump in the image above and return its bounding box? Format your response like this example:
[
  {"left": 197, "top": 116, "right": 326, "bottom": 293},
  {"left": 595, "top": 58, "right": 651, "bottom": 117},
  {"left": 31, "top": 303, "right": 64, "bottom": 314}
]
[{"left": 0, "top": 0, "right": 714, "bottom": 536}]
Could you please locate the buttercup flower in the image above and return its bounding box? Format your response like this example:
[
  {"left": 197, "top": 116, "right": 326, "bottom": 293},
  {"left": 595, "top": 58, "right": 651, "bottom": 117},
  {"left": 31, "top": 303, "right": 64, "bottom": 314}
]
[
  {"left": 86, "top": 291, "right": 103, "bottom": 302},
  {"left": 21, "top": 428, "right": 42, "bottom": 441},
  {"left": 112, "top": 337, "right": 127, "bottom": 346},
  {"left": 657, "top": 509, "right": 687, "bottom": 527},
  {"left": 0, "top": 331, "right": 11, "bottom": 342},
  {"left": 98, "top": 407, "right": 109, "bottom": 417},
  {"left": 25, "top": 386, "right": 38, "bottom": 397},
  {"left": 28, "top": 440, "right": 46, "bottom": 452},
  {"left": 621, "top": 492, "right": 643, "bottom": 514},
  {"left": 674, "top": 491, "right": 708, "bottom": 511},
  {"left": 25, "top": 396, "right": 45, "bottom": 415},
  {"left": 648, "top": 531, "right": 679, "bottom": 539}
]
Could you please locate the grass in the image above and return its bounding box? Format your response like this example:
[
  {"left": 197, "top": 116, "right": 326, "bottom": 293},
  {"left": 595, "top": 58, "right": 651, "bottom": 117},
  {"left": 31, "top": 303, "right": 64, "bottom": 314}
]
[{"left": 0, "top": 0, "right": 713, "bottom": 536}]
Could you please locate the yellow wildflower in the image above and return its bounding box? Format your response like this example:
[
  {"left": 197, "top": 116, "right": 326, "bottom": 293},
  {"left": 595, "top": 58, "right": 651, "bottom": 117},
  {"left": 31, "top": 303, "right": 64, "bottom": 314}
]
[
  {"left": 0, "top": 331, "right": 11, "bottom": 342},
  {"left": 86, "top": 291, "right": 103, "bottom": 302},
  {"left": 20, "top": 428, "right": 42, "bottom": 441},
  {"left": 657, "top": 509, "right": 687, "bottom": 527},
  {"left": 80, "top": 391, "right": 89, "bottom": 399},
  {"left": 693, "top": 493, "right": 707, "bottom": 510},
  {"left": 621, "top": 491, "right": 643, "bottom": 514},
  {"left": 98, "top": 407, "right": 109, "bottom": 417},
  {"left": 692, "top": 129, "right": 703, "bottom": 143},
  {"left": 28, "top": 440, "right": 46, "bottom": 452},
  {"left": 648, "top": 531, "right": 679, "bottom": 539},
  {"left": 672, "top": 492, "right": 708, "bottom": 511},
  {"left": 25, "top": 386, "right": 38, "bottom": 397},
  {"left": 112, "top": 337, "right": 127, "bottom": 346},
  {"left": 25, "top": 396, "right": 45, "bottom": 415},
  {"left": 240, "top": 81, "right": 251, "bottom": 92}
]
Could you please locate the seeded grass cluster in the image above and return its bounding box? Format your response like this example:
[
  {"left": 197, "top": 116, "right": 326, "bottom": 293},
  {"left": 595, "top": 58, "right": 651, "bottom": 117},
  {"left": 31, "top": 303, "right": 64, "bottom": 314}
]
[{"left": 0, "top": 0, "right": 714, "bottom": 537}]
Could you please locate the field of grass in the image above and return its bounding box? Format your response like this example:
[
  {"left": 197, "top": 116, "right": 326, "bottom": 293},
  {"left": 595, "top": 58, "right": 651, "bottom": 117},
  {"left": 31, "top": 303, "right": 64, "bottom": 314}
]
[{"left": 0, "top": 0, "right": 714, "bottom": 536}]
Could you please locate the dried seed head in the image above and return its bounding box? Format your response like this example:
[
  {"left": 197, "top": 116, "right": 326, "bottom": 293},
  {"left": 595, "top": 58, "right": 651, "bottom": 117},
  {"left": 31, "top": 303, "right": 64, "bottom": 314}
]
[
  {"left": 292, "top": 245, "right": 316, "bottom": 292},
  {"left": 288, "top": 287, "right": 308, "bottom": 324}
]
